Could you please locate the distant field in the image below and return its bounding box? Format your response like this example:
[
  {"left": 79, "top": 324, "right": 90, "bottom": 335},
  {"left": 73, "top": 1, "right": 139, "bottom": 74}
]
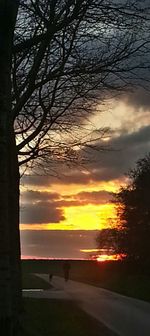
[{"left": 22, "top": 259, "right": 150, "bottom": 302}]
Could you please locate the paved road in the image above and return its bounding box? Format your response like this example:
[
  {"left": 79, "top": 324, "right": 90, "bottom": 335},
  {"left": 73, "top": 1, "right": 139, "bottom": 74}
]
[{"left": 24, "top": 274, "right": 150, "bottom": 336}]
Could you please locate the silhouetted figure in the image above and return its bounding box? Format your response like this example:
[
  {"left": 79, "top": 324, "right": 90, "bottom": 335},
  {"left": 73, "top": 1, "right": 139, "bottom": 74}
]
[
  {"left": 63, "top": 261, "right": 71, "bottom": 282},
  {"left": 49, "top": 273, "right": 53, "bottom": 283}
]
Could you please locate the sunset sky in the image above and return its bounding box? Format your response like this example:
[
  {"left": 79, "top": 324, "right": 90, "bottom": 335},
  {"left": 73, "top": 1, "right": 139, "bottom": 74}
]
[{"left": 20, "top": 89, "right": 150, "bottom": 259}]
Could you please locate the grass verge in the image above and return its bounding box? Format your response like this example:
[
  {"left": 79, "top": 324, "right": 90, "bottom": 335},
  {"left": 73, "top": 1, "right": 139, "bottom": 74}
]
[{"left": 22, "top": 273, "right": 52, "bottom": 290}]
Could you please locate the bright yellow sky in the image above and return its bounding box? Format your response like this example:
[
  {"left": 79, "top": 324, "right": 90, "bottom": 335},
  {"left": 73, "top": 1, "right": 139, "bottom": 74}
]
[
  {"left": 20, "top": 203, "right": 116, "bottom": 230},
  {"left": 63, "top": 203, "right": 116, "bottom": 230},
  {"left": 20, "top": 180, "right": 117, "bottom": 231}
]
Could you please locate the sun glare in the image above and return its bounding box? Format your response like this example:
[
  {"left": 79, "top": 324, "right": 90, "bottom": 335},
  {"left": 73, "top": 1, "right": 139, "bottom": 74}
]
[{"left": 95, "top": 254, "right": 122, "bottom": 262}]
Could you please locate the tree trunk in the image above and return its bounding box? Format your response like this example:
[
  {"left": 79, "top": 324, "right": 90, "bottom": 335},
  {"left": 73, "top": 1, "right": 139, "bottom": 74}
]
[
  {"left": 8, "top": 128, "right": 23, "bottom": 334},
  {"left": 0, "top": 1, "right": 21, "bottom": 335}
]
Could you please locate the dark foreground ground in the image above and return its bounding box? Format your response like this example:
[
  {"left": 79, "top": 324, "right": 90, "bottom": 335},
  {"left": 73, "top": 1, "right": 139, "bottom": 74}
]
[
  {"left": 22, "top": 259, "right": 150, "bottom": 302},
  {"left": 23, "top": 298, "right": 117, "bottom": 336},
  {"left": 22, "top": 273, "right": 117, "bottom": 336}
]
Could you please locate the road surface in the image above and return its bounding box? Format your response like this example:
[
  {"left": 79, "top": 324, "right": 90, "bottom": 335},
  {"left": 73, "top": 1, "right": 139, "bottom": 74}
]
[{"left": 24, "top": 274, "right": 150, "bottom": 336}]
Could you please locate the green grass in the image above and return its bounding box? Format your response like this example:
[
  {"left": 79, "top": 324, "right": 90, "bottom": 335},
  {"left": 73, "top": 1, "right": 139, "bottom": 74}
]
[
  {"left": 78, "top": 273, "right": 150, "bottom": 302},
  {"left": 22, "top": 273, "right": 52, "bottom": 290},
  {"left": 22, "top": 298, "right": 116, "bottom": 336},
  {"left": 68, "top": 263, "right": 150, "bottom": 302},
  {"left": 101, "top": 274, "right": 150, "bottom": 302}
]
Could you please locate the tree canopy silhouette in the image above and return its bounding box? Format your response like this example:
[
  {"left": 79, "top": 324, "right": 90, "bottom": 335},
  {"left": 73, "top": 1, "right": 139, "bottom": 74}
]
[
  {"left": 97, "top": 154, "right": 150, "bottom": 264},
  {"left": 96, "top": 228, "right": 120, "bottom": 255},
  {"left": 115, "top": 154, "right": 150, "bottom": 263}
]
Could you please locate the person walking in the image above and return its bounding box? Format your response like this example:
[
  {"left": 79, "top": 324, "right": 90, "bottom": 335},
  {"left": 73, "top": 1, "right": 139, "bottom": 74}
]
[
  {"left": 63, "top": 260, "right": 71, "bottom": 282},
  {"left": 49, "top": 273, "right": 53, "bottom": 283}
]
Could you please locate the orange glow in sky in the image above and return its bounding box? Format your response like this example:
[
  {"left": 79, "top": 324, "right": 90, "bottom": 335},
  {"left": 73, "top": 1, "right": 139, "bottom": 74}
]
[
  {"left": 95, "top": 254, "right": 122, "bottom": 262},
  {"left": 20, "top": 202, "right": 116, "bottom": 231},
  {"left": 62, "top": 203, "right": 116, "bottom": 230}
]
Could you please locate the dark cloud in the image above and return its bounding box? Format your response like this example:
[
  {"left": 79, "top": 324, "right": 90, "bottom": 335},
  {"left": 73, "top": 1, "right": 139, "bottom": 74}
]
[
  {"left": 21, "top": 175, "right": 53, "bottom": 187},
  {"left": 77, "top": 125, "right": 150, "bottom": 182},
  {"left": 22, "top": 190, "right": 60, "bottom": 202},
  {"left": 74, "top": 190, "right": 113, "bottom": 204},
  {"left": 21, "top": 170, "right": 90, "bottom": 187},
  {"left": 52, "top": 190, "right": 113, "bottom": 207},
  {"left": 21, "top": 189, "right": 85, "bottom": 208},
  {"left": 21, "top": 202, "right": 65, "bottom": 224},
  {"left": 20, "top": 230, "right": 98, "bottom": 259},
  {"left": 55, "top": 171, "right": 91, "bottom": 185},
  {"left": 21, "top": 125, "right": 150, "bottom": 188},
  {"left": 65, "top": 125, "right": 150, "bottom": 182},
  {"left": 54, "top": 200, "right": 85, "bottom": 207},
  {"left": 22, "top": 189, "right": 113, "bottom": 208}
]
